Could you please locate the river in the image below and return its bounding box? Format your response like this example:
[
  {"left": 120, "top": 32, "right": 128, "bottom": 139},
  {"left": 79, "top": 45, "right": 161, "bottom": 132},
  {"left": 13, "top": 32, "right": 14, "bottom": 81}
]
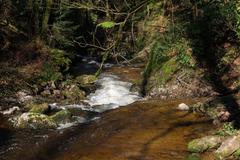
[{"left": 0, "top": 62, "right": 215, "bottom": 160}]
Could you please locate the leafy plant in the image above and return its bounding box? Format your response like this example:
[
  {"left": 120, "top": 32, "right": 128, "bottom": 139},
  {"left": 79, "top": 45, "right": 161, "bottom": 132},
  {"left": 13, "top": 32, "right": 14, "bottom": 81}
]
[
  {"left": 50, "top": 49, "right": 71, "bottom": 71},
  {"left": 97, "top": 21, "right": 116, "bottom": 29},
  {"left": 41, "top": 62, "right": 63, "bottom": 82},
  {"left": 216, "top": 122, "right": 238, "bottom": 136}
]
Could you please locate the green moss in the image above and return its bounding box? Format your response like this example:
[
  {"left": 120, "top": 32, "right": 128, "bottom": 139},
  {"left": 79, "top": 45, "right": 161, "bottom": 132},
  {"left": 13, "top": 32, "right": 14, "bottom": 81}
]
[
  {"left": 29, "top": 103, "right": 49, "bottom": 113},
  {"left": 185, "top": 154, "right": 201, "bottom": 160},
  {"left": 157, "top": 57, "right": 179, "bottom": 85},
  {"left": 75, "top": 75, "right": 97, "bottom": 85},
  {"left": 50, "top": 109, "right": 72, "bottom": 124},
  {"left": 234, "top": 148, "right": 240, "bottom": 158},
  {"left": 16, "top": 112, "right": 57, "bottom": 129},
  {"left": 188, "top": 136, "right": 223, "bottom": 153},
  {"left": 188, "top": 139, "right": 207, "bottom": 153}
]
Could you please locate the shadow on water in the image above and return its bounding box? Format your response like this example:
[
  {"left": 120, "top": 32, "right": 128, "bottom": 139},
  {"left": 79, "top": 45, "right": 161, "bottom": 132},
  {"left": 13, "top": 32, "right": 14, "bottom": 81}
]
[{"left": 127, "top": 119, "right": 212, "bottom": 160}]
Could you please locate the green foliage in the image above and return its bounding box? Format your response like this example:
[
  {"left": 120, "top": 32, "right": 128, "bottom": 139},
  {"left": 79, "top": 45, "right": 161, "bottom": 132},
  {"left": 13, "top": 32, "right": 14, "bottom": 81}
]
[
  {"left": 41, "top": 62, "right": 63, "bottom": 82},
  {"left": 97, "top": 21, "right": 116, "bottom": 29},
  {"left": 216, "top": 122, "right": 238, "bottom": 136},
  {"left": 90, "top": 13, "right": 98, "bottom": 24},
  {"left": 50, "top": 49, "right": 71, "bottom": 71},
  {"left": 175, "top": 40, "right": 194, "bottom": 68},
  {"left": 51, "top": 20, "right": 78, "bottom": 49}
]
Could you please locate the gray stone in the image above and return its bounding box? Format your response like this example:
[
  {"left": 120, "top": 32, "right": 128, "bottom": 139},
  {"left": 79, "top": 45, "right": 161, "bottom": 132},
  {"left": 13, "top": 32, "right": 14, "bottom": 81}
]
[{"left": 215, "top": 135, "right": 240, "bottom": 159}]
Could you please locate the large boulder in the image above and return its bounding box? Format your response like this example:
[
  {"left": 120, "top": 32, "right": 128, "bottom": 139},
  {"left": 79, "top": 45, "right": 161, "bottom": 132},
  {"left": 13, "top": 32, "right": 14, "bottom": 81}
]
[
  {"left": 188, "top": 136, "right": 223, "bottom": 153},
  {"left": 14, "top": 112, "right": 57, "bottom": 129},
  {"left": 215, "top": 135, "right": 240, "bottom": 160}
]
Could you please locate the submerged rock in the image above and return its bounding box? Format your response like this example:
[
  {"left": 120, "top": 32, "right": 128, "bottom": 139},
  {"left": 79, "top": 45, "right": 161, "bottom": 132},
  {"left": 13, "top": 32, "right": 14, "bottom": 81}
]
[
  {"left": 177, "top": 103, "right": 190, "bottom": 111},
  {"left": 188, "top": 136, "right": 223, "bottom": 153},
  {"left": 50, "top": 109, "right": 72, "bottom": 124},
  {"left": 215, "top": 135, "right": 240, "bottom": 159},
  {"left": 14, "top": 112, "right": 57, "bottom": 129}
]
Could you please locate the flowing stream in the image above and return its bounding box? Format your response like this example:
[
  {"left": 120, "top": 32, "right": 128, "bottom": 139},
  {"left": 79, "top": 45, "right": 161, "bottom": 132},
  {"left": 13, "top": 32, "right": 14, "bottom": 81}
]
[{"left": 0, "top": 63, "right": 215, "bottom": 160}]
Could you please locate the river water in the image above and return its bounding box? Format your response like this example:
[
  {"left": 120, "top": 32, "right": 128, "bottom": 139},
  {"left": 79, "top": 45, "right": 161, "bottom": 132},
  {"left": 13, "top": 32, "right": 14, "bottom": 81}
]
[{"left": 0, "top": 63, "right": 215, "bottom": 160}]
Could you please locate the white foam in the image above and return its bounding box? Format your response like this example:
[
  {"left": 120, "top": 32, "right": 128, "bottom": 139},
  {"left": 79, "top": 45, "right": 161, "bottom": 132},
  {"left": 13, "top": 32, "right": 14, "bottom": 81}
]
[{"left": 86, "top": 74, "right": 140, "bottom": 113}]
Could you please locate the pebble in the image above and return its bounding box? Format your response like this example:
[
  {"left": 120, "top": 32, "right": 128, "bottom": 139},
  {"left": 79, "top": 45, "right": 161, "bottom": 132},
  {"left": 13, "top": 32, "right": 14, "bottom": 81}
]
[{"left": 177, "top": 103, "right": 190, "bottom": 111}]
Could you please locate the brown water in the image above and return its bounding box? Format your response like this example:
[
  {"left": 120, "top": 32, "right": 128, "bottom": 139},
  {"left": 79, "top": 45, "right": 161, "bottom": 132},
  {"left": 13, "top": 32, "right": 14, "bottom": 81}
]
[
  {"left": 46, "top": 100, "right": 214, "bottom": 160},
  {"left": 3, "top": 100, "right": 213, "bottom": 160},
  {"left": 0, "top": 65, "right": 215, "bottom": 160}
]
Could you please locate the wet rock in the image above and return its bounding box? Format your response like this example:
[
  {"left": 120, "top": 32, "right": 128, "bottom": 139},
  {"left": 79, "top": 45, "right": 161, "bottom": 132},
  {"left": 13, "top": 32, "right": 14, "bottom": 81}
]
[
  {"left": 177, "top": 103, "right": 190, "bottom": 111},
  {"left": 75, "top": 75, "right": 97, "bottom": 86},
  {"left": 0, "top": 106, "right": 20, "bottom": 115},
  {"left": 215, "top": 135, "right": 240, "bottom": 159},
  {"left": 62, "top": 84, "right": 86, "bottom": 102},
  {"left": 50, "top": 109, "right": 72, "bottom": 124},
  {"left": 14, "top": 112, "right": 57, "bottom": 129},
  {"left": 29, "top": 103, "right": 50, "bottom": 114},
  {"left": 188, "top": 136, "right": 223, "bottom": 153},
  {"left": 185, "top": 153, "right": 201, "bottom": 160}
]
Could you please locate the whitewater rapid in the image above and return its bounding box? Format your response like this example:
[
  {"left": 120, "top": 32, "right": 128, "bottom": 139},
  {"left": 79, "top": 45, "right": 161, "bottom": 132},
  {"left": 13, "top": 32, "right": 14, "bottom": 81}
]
[
  {"left": 51, "top": 73, "right": 140, "bottom": 129},
  {"left": 86, "top": 74, "right": 140, "bottom": 113}
]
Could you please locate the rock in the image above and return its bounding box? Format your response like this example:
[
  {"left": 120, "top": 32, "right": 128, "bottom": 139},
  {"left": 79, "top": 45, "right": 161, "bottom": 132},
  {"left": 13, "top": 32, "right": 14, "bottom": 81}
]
[
  {"left": 215, "top": 135, "right": 240, "bottom": 159},
  {"left": 188, "top": 136, "right": 223, "bottom": 153},
  {"left": 177, "top": 103, "right": 190, "bottom": 111},
  {"left": 16, "top": 91, "right": 33, "bottom": 103},
  {"left": 29, "top": 103, "right": 50, "bottom": 114},
  {"left": 75, "top": 75, "right": 97, "bottom": 86},
  {"left": 62, "top": 84, "right": 86, "bottom": 102},
  {"left": 50, "top": 109, "right": 72, "bottom": 124},
  {"left": 234, "top": 148, "right": 240, "bottom": 158},
  {"left": 50, "top": 81, "right": 56, "bottom": 89},
  {"left": 41, "top": 89, "right": 51, "bottom": 97},
  {"left": 14, "top": 112, "right": 57, "bottom": 129},
  {"left": 217, "top": 111, "right": 230, "bottom": 122},
  {"left": 233, "top": 56, "right": 240, "bottom": 66},
  {"left": 0, "top": 106, "right": 20, "bottom": 115},
  {"left": 53, "top": 90, "right": 61, "bottom": 96},
  {"left": 185, "top": 153, "right": 201, "bottom": 160}
]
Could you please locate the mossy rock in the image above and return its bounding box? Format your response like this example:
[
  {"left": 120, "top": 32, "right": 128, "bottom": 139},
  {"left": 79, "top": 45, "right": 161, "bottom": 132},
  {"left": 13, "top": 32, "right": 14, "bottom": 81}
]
[
  {"left": 62, "top": 85, "right": 86, "bottom": 102},
  {"left": 188, "top": 136, "right": 223, "bottom": 153},
  {"left": 50, "top": 109, "right": 72, "bottom": 124},
  {"left": 75, "top": 75, "right": 97, "bottom": 86},
  {"left": 185, "top": 153, "right": 201, "bottom": 160},
  {"left": 29, "top": 103, "right": 49, "bottom": 113},
  {"left": 15, "top": 112, "right": 57, "bottom": 129},
  {"left": 215, "top": 135, "right": 240, "bottom": 160},
  {"left": 234, "top": 148, "right": 240, "bottom": 158}
]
